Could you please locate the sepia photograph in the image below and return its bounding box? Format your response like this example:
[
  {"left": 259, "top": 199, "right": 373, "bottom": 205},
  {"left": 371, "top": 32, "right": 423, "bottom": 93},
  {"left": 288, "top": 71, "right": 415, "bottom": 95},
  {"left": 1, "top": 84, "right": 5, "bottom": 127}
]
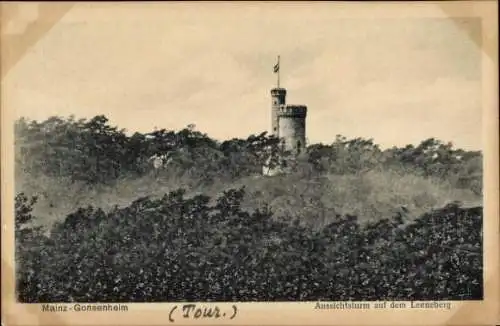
[{"left": 1, "top": 1, "right": 498, "bottom": 326}]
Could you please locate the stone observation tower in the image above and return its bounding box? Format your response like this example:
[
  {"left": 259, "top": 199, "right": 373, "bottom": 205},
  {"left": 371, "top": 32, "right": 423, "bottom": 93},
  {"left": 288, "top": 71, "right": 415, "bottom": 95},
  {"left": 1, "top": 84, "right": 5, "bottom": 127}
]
[
  {"left": 270, "top": 56, "right": 308, "bottom": 155},
  {"left": 263, "top": 56, "right": 308, "bottom": 176}
]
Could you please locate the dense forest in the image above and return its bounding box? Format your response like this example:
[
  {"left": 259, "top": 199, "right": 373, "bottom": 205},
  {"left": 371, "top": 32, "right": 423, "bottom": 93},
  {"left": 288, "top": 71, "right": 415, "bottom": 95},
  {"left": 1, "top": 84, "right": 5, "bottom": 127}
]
[{"left": 14, "top": 115, "right": 483, "bottom": 302}]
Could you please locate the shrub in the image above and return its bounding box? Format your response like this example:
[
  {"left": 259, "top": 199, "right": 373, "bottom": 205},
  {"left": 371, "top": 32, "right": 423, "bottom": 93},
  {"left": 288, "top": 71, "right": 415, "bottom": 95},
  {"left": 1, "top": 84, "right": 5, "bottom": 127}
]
[{"left": 16, "top": 190, "right": 482, "bottom": 302}]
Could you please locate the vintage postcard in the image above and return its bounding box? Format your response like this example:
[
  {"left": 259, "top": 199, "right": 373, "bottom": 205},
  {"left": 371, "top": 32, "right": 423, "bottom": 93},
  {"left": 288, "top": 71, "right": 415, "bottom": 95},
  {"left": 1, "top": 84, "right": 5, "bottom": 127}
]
[{"left": 1, "top": 1, "right": 498, "bottom": 326}]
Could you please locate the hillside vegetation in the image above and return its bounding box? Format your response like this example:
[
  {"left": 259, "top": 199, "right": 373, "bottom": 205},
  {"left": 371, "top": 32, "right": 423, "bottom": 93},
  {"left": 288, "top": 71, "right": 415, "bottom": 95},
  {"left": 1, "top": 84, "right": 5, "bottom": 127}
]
[
  {"left": 15, "top": 115, "right": 482, "bottom": 227},
  {"left": 14, "top": 115, "right": 483, "bottom": 302}
]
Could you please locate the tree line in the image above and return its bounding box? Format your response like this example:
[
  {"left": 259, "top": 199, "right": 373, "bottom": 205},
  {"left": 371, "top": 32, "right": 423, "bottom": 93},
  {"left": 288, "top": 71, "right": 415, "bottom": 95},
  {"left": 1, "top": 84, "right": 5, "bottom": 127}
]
[{"left": 15, "top": 115, "right": 482, "bottom": 194}]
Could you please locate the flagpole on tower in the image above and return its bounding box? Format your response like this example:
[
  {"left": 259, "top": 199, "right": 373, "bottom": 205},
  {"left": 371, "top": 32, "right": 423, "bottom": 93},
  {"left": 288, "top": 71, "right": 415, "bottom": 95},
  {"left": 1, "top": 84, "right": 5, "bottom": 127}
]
[
  {"left": 277, "top": 55, "right": 280, "bottom": 88},
  {"left": 273, "top": 55, "right": 280, "bottom": 88}
]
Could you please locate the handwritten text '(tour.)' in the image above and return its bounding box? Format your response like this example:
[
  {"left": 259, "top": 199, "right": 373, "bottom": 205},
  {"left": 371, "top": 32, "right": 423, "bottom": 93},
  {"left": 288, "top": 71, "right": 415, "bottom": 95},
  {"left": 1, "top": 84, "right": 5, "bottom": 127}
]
[{"left": 169, "top": 304, "right": 238, "bottom": 322}]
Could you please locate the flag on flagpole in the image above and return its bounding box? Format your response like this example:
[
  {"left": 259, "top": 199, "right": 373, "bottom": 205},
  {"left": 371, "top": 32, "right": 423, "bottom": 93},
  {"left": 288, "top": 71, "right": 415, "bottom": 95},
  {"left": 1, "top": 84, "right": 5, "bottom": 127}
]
[{"left": 273, "top": 56, "right": 280, "bottom": 73}]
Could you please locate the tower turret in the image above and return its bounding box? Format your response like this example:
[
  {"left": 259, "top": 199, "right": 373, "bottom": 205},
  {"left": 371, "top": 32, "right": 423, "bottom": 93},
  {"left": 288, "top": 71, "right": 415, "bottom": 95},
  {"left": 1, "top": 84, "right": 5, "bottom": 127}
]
[{"left": 271, "top": 88, "right": 286, "bottom": 135}]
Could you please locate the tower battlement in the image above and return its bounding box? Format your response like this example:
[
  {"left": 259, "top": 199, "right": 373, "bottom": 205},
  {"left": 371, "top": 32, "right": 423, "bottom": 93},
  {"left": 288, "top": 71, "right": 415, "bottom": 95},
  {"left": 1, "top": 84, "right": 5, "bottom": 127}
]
[
  {"left": 278, "top": 105, "right": 307, "bottom": 118},
  {"left": 271, "top": 88, "right": 287, "bottom": 95}
]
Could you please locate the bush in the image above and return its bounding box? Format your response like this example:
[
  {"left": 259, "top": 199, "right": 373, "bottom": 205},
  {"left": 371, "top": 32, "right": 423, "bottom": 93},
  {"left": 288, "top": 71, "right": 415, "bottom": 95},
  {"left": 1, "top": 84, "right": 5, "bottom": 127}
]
[{"left": 16, "top": 190, "right": 482, "bottom": 302}]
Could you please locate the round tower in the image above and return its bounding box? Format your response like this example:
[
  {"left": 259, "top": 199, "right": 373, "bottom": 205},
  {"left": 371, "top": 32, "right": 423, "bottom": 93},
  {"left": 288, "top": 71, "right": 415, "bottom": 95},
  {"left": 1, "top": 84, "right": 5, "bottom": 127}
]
[
  {"left": 270, "top": 88, "right": 286, "bottom": 136},
  {"left": 277, "top": 105, "right": 307, "bottom": 155}
]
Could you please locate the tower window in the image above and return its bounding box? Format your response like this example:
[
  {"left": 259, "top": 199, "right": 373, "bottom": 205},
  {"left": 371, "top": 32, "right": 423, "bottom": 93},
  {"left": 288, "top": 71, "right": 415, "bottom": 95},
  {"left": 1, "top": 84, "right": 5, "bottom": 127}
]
[{"left": 297, "top": 140, "right": 302, "bottom": 154}]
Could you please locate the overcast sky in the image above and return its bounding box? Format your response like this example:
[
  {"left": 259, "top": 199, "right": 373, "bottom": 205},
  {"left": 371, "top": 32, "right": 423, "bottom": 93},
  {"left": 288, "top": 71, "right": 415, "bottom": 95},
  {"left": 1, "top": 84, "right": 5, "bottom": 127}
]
[{"left": 4, "top": 3, "right": 483, "bottom": 150}]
